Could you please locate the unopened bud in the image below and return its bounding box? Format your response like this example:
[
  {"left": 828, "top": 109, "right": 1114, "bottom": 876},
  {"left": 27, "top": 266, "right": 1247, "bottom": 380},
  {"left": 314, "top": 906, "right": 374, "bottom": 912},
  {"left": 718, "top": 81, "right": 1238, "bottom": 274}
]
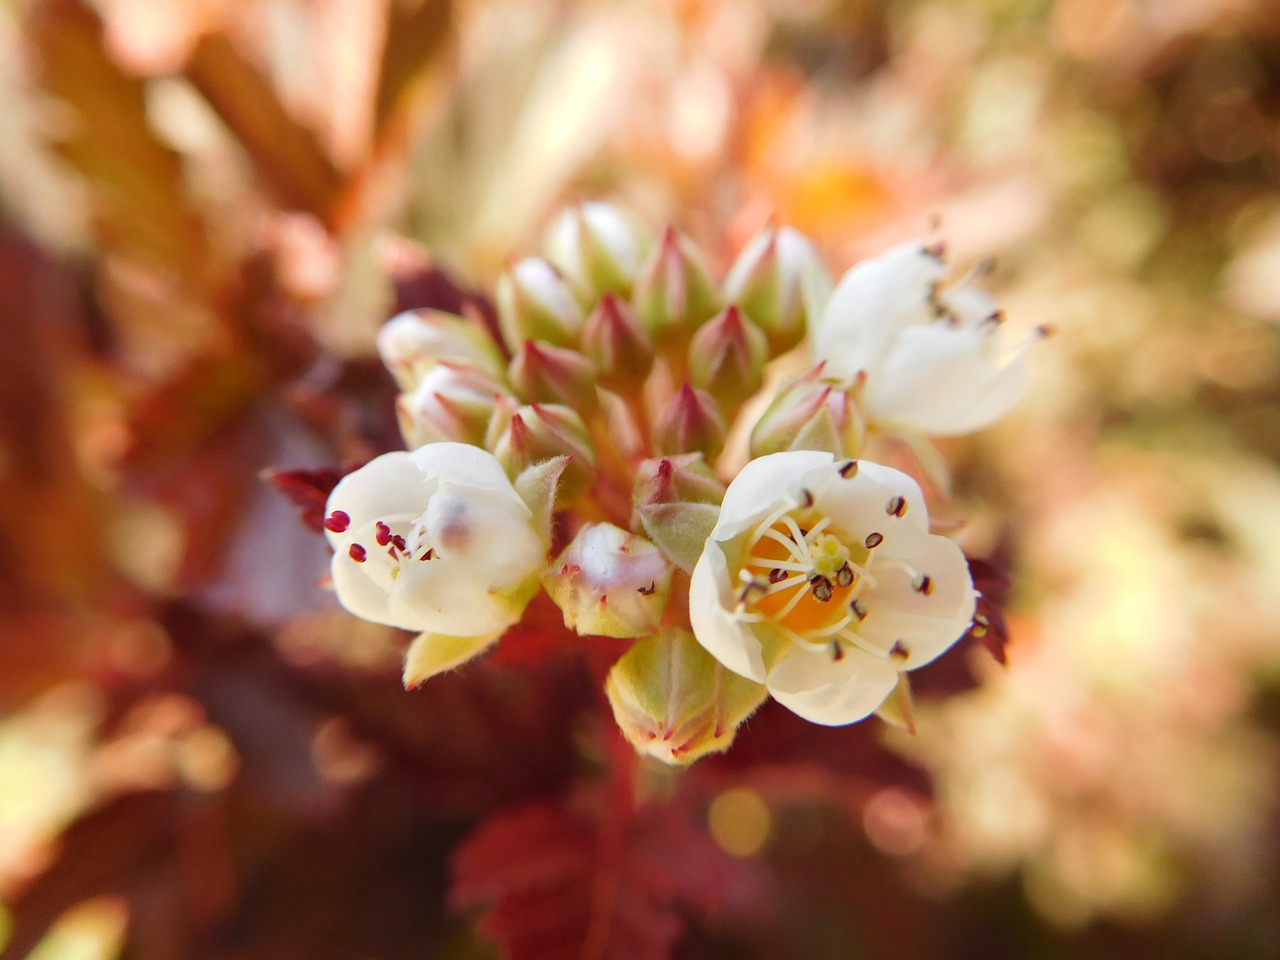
[
  {"left": 543, "top": 523, "right": 672, "bottom": 638},
  {"left": 397, "top": 361, "right": 512, "bottom": 448},
  {"left": 508, "top": 340, "right": 599, "bottom": 416},
  {"left": 377, "top": 309, "right": 505, "bottom": 391},
  {"left": 546, "top": 201, "right": 650, "bottom": 302},
  {"left": 652, "top": 384, "right": 727, "bottom": 462},
  {"left": 581, "top": 294, "right": 654, "bottom": 388},
  {"left": 496, "top": 258, "right": 584, "bottom": 352},
  {"left": 723, "top": 223, "right": 831, "bottom": 353},
  {"left": 633, "top": 227, "right": 719, "bottom": 345},
  {"left": 487, "top": 400, "right": 596, "bottom": 505},
  {"left": 631, "top": 454, "right": 725, "bottom": 513},
  {"left": 687, "top": 305, "right": 768, "bottom": 411},
  {"left": 750, "top": 361, "right": 865, "bottom": 459},
  {"left": 605, "top": 628, "right": 767, "bottom": 764}
]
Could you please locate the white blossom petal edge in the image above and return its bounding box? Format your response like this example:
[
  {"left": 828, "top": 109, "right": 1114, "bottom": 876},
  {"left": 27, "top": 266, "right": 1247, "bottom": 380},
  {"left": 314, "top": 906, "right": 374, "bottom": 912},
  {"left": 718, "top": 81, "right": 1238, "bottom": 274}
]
[
  {"left": 689, "top": 451, "right": 976, "bottom": 726},
  {"left": 810, "top": 241, "right": 1042, "bottom": 436},
  {"left": 322, "top": 443, "right": 545, "bottom": 681}
]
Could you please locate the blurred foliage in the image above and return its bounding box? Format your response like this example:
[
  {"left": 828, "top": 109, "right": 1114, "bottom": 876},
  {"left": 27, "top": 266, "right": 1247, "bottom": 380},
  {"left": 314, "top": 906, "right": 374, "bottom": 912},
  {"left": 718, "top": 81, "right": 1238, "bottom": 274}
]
[{"left": 0, "top": 0, "right": 1279, "bottom": 958}]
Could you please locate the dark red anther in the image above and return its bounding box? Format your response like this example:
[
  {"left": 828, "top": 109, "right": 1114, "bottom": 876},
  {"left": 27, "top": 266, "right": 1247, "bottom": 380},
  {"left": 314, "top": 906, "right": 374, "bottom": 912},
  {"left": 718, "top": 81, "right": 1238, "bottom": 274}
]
[
  {"left": 769, "top": 568, "right": 787, "bottom": 583},
  {"left": 886, "top": 495, "right": 907, "bottom": 518},
  {"left": 419, "top": 549, "right": 434, "bottom": 562},
  {"left": 637, "top": 581, "right": 656, "bottom": 596},
  {"left": 348, "top": 543, "right": 367, "bottom": 562},
  {"left": 890, "top": 640, "right": 909, "bottom": 660},
  {"left": 375, "top": 521, "right": 392, "bottom": 546},
  {"left": 838, "top": 460, "right": 858, "bottom": 479},
  {"left": 391, "top": 534, "right": 407, "bottom": 552},
  {"left": 324, "top": 510, "right": 351, "bottom": 533},
  {"left": 864, "top": 531, "right": 884, "bottom": 549},
  {"left": 831, "top": 642, "right": 844, "bottom": 661}
]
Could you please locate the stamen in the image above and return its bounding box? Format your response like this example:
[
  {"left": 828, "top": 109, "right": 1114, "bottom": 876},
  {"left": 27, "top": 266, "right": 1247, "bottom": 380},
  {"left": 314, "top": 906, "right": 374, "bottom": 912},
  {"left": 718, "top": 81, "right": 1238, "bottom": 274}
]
[
  {"left": 638, "top": 581, "right": 657, "bottom": 596},
  {"left": 834, "top": 564, "right": 854, "bottom": 588},
  {"left": 324, "top": 510, "right": 351, "bottom": 533},
  {"left": 971, "top": 613, "right": 990, "bottom": 638},
  {"left": 419, "top": 549, "right": 434, "bottom": 561},
  {"left": 886, "top": 496, "right": 907, "bottom": 518},
  {"left": 375, "top": 521, "right": 392, "bottom": 547},
  {"left": 912, "top": 574, "right": 934, "bottom": 596},
  {"left": 890, "top": 640, "right": 910, "bottom": 661},
  {"left": 768, "top": 568, "right": 787, "bottom": 583},
  {"left": 810, "top": 576, "right": 834, "bottom": 602},
  {"left": 864, "top": 531, "right": 884, "bottom": 549},
  {"left": 831, "top": 642, "right": 844, "bottom": 661},
  {"left": 838, "top": 459, "right": 858, "bottom": 479},
  {"left": 850, "top": 598, "right": 868, "bottom": 621},
  {"left": 799, "top": 488, "right": 815, "bottom": 508},
  {"left": 348, "top": 543, "right": 367, "bottom": 562}
]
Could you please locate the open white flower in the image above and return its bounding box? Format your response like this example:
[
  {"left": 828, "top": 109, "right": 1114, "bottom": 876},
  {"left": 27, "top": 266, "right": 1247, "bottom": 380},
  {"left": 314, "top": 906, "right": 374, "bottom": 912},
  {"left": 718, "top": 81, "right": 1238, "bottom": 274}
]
[
  {"left": 811, "top": 241, "right": 1040, "bottom": 437},
  {"left": 689, "top": 450, "right": 975, "bottom": 726},
  {"left": 323, "top": 443, "right": 545, "bottom": 685}
]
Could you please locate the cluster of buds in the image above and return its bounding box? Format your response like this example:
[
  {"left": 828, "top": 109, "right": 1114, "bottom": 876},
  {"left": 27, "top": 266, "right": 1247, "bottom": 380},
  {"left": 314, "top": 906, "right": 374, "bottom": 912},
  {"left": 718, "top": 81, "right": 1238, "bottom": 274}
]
[{"left": 325, "top": 202, "right": 1038, "bottom": 763}]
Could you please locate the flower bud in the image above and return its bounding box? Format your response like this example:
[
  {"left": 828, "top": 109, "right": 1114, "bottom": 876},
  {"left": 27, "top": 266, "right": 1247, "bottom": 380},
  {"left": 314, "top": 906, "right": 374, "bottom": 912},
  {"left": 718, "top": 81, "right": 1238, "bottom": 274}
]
[
  {"left": 546, "top": 201, "right": 650, "bottom": 302},
  {"left": 377, "top": 309, "right": 506, "bottom": 391},
  {"left": 652, "top": 384, "right": 727, "bottom": 462},
  {"left": 723, "top": 223, "right": 831, "bottom": 353},
  {"left": 508, "top": 340, "right": 599, "bottom": 416},
  {"left": 543, "top": 523, "right": 672, "bottom": 638},
  {"left": 605, "top": 628, "right": 767, "bottom": 764},
  {"left": 396, "top": 360, "right": 512, "bottom": 448},
  {"left": 687, "top": 305, "right": 768, "bottom": 412},
  {"left": 633, "top": 227, "right": 719, "bottom": 345},
  {"left": 496, "top": 258, "right": 584, "bottom": 352},
  {"left": 750, "top": 361, "right": 865, "bottom": 459},
  {"left": 487, "top": 400, "right": 597, "bottom": 506},
  {"left": 581, "top": 294, "right": 654, "bottom": 388},
  {"left": 631, "top": 453, "right": 725, "bottom": 514}
]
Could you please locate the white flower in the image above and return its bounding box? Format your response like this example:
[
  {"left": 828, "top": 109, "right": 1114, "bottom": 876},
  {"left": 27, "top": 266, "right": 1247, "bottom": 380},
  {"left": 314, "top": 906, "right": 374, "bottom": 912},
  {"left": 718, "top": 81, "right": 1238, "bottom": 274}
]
[
  {"left": 811, "top": 241, "right": 1040, "bottom": 436},
  {"left": 689, "top": 450, "right": 975, "bottom": 726},
  {"left": 323, "top": 443, "right": 545, "bottom": 684}
]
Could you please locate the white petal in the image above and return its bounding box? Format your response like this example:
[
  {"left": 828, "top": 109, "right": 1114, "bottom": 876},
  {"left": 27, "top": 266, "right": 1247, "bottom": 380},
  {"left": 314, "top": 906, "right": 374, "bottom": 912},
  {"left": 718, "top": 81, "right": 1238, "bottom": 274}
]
[
  {"left": 325, "top": 452, "right": 432, "bottom": 548},
  {"left": 766, "top": 645, "right": 899, "bottom": 726},
  {"left": 811, "top": 242, "right": 944, "bottom": 380},
  {"left": 330, "top": 545, "right": 399, "bottom": 627},
  {"left": 408, "top": 442, "right": 529, "bottom": 509},
  {"left": 389, "top": 556, "right": 527, "bottom": 636},
  {"left": 868, "top": 326, "right": 1028, "bottom": 435},
  {"left": 857, "top": 531, "right": 975, "bottom": 669},
  {"left": 713, "top": 450, "right": 834, "bottom": 539},
  {"left": 815, "top": 458, "right": 930, "bottom": 537},
  {"left": 688, "top": 543, "right": 767, "bottom": 682}
]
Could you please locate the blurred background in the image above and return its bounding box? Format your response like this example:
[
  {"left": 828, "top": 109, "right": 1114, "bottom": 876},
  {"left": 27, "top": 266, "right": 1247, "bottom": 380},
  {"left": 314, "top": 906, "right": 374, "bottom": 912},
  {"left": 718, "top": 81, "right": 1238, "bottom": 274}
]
[{"left": 2, "top": 0, "right": 1279, "bottom": 957}]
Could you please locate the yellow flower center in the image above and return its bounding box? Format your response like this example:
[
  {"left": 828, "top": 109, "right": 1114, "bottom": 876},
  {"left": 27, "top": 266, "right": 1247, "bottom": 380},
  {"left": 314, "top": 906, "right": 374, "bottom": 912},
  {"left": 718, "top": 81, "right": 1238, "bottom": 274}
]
[{"left": 740, "top": 512, "right": 868, "bottom": 638}]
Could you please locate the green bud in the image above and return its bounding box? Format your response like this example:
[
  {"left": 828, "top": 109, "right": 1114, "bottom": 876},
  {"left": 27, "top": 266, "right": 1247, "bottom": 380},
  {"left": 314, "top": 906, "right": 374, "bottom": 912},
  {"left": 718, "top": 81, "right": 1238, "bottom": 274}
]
[
  {"left": 631, "top": 453, "right": 725, "bottom": 514},
  {"left": 543, "top": 523, "right": 672, "bottom": 638},
  {"left": 487, "top": 400, "right": 597, "bottom": 506},
  {"left": 750, "top": 360, "right": 865, "bottom": 459},
  {"left": 546, "top": 201, "right": 650, "bottom": 302},
  {"left": 631, "top": 454, "right": 726, "bottom": 573},
  {"left": 652, "top": 384, "right": 727, "bottom": 462},
  {"left": 496, "top": 258, "right": 584, "bottom": 352},
  {"left": 581, "top": 294, "right": 654, "bottom": 389},
  {"left": 633, "top": 227, "right": 719, "bottom": 345},
  {"left": 687, "top": 305, "right": 769, "bottom": 412},
  {"left": 606, "top": 628, "right": 767, "bottom": 764},
  {"left": 508, "top": 340, "right": 599, "bottom": 416},
  {"left": 723, "top": 222, "right": 831, "bottom": 353}
]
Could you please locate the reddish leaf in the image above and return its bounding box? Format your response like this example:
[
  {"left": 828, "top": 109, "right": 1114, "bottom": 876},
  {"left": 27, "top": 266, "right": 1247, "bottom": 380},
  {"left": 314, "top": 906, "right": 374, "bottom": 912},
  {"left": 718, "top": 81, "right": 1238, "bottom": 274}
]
[
  {"left": 263, "top": 462, "right": 363, "bottom": 535},
  {"left": 372, "top": 0, "right": 455, "bottom": 142},
  {"left": 451, "top": 793, "right": 741, "bottom": 960}
]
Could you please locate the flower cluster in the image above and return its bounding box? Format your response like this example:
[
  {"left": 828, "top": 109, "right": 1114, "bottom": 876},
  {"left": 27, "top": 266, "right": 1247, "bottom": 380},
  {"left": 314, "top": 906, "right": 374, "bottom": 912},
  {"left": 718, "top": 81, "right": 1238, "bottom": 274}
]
[{"left": 323, "top": 202, "right": 1036, "bottom": 762}]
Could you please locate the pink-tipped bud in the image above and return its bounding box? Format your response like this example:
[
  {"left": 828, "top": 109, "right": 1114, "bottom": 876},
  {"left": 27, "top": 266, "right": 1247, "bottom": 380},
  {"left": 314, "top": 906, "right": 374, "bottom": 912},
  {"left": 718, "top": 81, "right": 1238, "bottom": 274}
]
[
  {"left": 581, "top": 294, "right": 654, "bottom": 388},
  {"left": 605, "top": 628, "right": 767, "bottom": 765},
  {"left": 508, "top": 340, "right": 599, "bottom": 416},
  {"left": 546, "top": 201, "right": 651, "bottom": 302},
  {"left": 652, "top": 384, "right": 727, "bottom": 462},
  {"left": 377, "top": 309, "right": 506, "bottom": 391},
  {"left": 687, "top": 305, "right": 769, "bottom": 412},
  {"left": 395, "top": 360, "right": 512, "bottom": 448},
  {"left": 487, "top": 400, "right": 597, "bottom": 506},
  {"left": 723, "top": 222, "right": 831, "bottom": 353},
  {"left": 496, "top": 258, "right": 584, "bottom": 352},
  {"left": 631, "top": 454, "right": 725, "bottom": 515},
  {"left": 543, "top": 523, "right": 672, "bottom": 639},
  {"left": 750, "top": 361, "right": 865, "bottom": 459},
  {"left": 633, "top": 227, "right": 719, "bottom": 345}
]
